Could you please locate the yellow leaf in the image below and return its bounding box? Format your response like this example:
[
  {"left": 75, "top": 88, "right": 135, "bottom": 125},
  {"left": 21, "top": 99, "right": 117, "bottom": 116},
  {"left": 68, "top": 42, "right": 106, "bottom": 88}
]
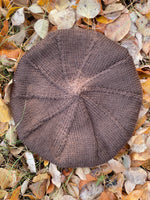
[
  {"left": 6, "top": 7, "right": 20, "bottom": 20},
  {"left": 0, "top": 122, "right": 8, "bottom": 136},
  {"left": 2, "top": 0, "right": 12, "bottom": 9},
  {"left": 37, "top": 0, "right": 47, "bottom": 6},
  {"left": 10, "top": 186, "right": 21, "bottom": 200},
  {"left": 145, "top": 12, "right": 150, "bottom": 19},
  {"left": 32, "top": 173, "right": 50, "bottom": 182},
  {"left": 0, "top": 98, "right": 12, "bottom": 123},
  {"left": 96, "top": 16, "right": 113, "bottom": 24},
  {"left": 44, "top": 159, "right": 49, "bottom": 166}
]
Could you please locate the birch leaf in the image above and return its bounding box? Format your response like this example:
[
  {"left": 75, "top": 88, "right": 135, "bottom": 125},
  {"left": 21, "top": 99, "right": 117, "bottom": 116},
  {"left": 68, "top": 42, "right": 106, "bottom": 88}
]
[
  {"left": 34, "top": 19, "right": 49, "bottom": 39},
  {"left": 21, "top": 178, "right": 29, "bottom": 195},
  {"left": 11, "top": 7, "right": 25, "bottom": 26},
  {"left": 77, "top": 0, "right": 101, "bottom": 19},
  {"left": 55, "top": 0, "right": 70, "bottom": 11},
  {"left": 28, "top": 3, "right": 44, "bottom": 13},
  {"left": 48, "top": 8, "right": 75, "bottom": 30}
]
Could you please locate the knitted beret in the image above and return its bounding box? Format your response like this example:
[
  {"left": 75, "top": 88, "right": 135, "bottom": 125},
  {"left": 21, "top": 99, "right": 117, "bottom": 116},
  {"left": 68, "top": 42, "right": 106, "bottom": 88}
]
[{"left": 10, "top": 29, "right": 142, "bottom": 168}]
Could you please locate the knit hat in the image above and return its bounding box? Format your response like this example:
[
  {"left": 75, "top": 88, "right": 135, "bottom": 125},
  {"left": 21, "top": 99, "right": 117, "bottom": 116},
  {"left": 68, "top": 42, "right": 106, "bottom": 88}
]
[{"left": 10, "top": 29, "right": 142, "bottom": 168}]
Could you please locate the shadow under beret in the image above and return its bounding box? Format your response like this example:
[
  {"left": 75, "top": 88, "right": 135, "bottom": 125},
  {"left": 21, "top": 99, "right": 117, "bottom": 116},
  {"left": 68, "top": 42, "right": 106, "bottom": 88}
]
[{"left": 10, "top": 29, "right": 143, "bottom": 168}]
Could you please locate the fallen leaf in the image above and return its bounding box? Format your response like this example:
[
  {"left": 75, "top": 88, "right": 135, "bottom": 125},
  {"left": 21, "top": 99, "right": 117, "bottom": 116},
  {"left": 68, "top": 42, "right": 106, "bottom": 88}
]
[
  {"left": 33, "top": 173, "right": 50, "bottom": 182},
  {"left": 103, "top": 3, "right": 125, "bottom": 15},
  {"left": 46, "top": 182, "right": 55, "bottom": 194},
  {"left": 23, "top": 194, "right": 36, "bottom": 200},
  {"left": 77, "top": 0, "right": 101, "bottom": 18},
  {"left": 142, "top": 78, "right": 150, "bottom": 94},
  {"left": 128, "top": 135, "right": 147, "bottom": 153},
  {"left": 99, "top": 191, "right": 117, "bottom": 200},
  {"left": 0, "top": 20, "right": 9, "bottom": 36},
  {"left": 135, "top": 0, "right": 150, "bottom": 15},
  {"left": 124, "top": 167, "right": 147, "bottom": 187},
  {"left": 62, "top": 168, "right": 73, "bottom": 176},
  {"left": 8, "top": 25, "right": 26, "bottom": 45},
  {"left": 34, "top": 19, "right": 49, "bottom": 39},
  {"left": 103, "top": 0, "right": 117, "bottom": 5},
  {"left": 136, "top": 16, "right": 150, "bottom": 37},
  {"left": 0, "top": 189, "right": 8, "bottom": 199},
  {"left": 50, "top": 187, "right": 64, "bottom": 199},
  {"left": 105, "top": 13, "right": 131, "bottom": 41},
  {"left": 96, "top": 15, "right": 113, "bottom": 24},
  {"left": 48, "top": 8, "right": 75, "bottom": 29},
  {"left": 0, "top": 48, "right": 23, "bottom": 60},
  {"left": 142, "top": 41, "right": 150, "bottom": 55},
  {"left": 49, "top": 163, "right": 61, "bottom": 188},
  {"left": 122, "top": 154, "right": 131, "bottom": 169},
  {"left": 0, "top": 98, "right": 12, "bottom": 122},
  {"left": 0, "top": 154, "right": 4, "bottom": 165},
  {"left": 2, "top": 0, "right": 12, "bottom": 9},
  {"left": 0, "top": 122, "right": 9, "bottom": 136},
  {"left": 75, "top": 168, "right": 87, "bottom": 180},
  {"left": 125, "top": 189, "right": 143, "bottom": 200},
  {"left": 29, "top": 180, "right": 47, "bottom": 199},
  {"left": 124, "top": 180, "right": 136, "bottom": 194},
  {"left": 67, "top": 183, "right": 79, "bottom": 198},
  {"left": 79, "top": 174, "right": 97, "bottom": 190},
  {"left": 28, "top": 3, "right": 44, "bottom": 13},
  {"left": 21, "top": 178, "right": 29, "bottom": 195},
  {"left": 24, "top": 151, "right": 36, "bottom": 173},
  {"left": 44, "top": 160, "right": 49, "bottom": 167},
  {"left": 13, "top": 0, "right": 30, "bottom": 7},
  {"left": 60, "top": 195, "right": 76, "bottom": 200},
  {"left": 5, "top": 125, "right": 17, "bottom": 146},
  {"left": 108, "top": 159, "right": 125, "bottom": 174},
  {"left": 55, "top": 0, "right": 70, "bottom": 11},
  {"left": 10, "top": 186, "right": 21, "bottom": 200},
  {"left": 0, "top": 168, "right": 20, "bottom": 189},
  {"left": 11, "top": 7, "right": 25, "bottom": 26},
  {"left": 141, "top": 182, "right": 150, "bottom": 200},
  {"left": 80, "top": 182, "right": 103, "bottom": 200},
  {"left": 6, "top": 7, "right": 20, "bottom": 20}
]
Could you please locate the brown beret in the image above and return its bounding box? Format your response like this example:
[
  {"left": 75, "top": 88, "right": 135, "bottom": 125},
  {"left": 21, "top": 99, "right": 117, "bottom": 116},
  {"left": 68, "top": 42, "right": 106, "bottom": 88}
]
[{"left": 10, "top": 29, "right": 142, "bottom": 168}]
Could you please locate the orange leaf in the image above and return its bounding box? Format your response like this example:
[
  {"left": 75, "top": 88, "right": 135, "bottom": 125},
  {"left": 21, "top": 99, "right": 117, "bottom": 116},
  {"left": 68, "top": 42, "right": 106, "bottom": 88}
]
[
  {"left": 0, "top": 0, "right": 2, "bottom": 7},
  {"left": 37, "top": 0, "right": 47, "bottom": 6},
  {"left": 96, "top": 16, "right": 113, "bottom": 24},
  {"left": 0, "top": 49, "right": 23, "bottom": 59},
  {"left": 10, "top": 186, "right": 21, "bottom": 200},
  {"left": 62, "top": 168, "right": 73, "bottom": 176},
  {"left": 46, "top": 182, "right": 55, "bottom": 194},
  {"left": 99, "top": 191, "right": 117, "bottom": 200},
  {"left": 1, "top": 20, "right": 9, "bottom": 36},
  {"left": 23, "top": 194, "right": 36, "bottom": 200},
  {"left": 79, "top": 174, "right": 97, "bottom": 190},
  {"left": 126, "top": 189, "right": 143, "bottom": 200}
]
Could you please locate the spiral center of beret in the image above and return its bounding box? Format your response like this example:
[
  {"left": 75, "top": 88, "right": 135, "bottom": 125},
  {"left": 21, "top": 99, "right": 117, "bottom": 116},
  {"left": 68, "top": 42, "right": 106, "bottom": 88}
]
[{"left": 68, "top": 78, "right": 87, "bottom": 95}]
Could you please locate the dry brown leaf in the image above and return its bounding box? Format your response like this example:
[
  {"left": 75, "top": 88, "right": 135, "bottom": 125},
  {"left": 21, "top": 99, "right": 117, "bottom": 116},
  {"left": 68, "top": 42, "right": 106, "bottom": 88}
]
[
  {"left": 125, "top": 189, "right": 143, "bottom": 200},
  {"left": 0, "top": 168, "right": 20, "bottom": 189},
  {"left": 0, "top": 20, "right": 9, "bottom": 36},
  {"left": 0, "top": 122, "right": 8, "bottom": 135},
  {"left": 2, "top": 0, "right": 12, "bottom": 9},
  {"left": 142, "top": 41, "right": 150, "bottom": 55},
  {"left": 103, "top": 0, "right": 117, "bottom": 5},
  {"left": 46, "top": 182, "right": 55, "bottom": 194},
  {"left": 142, "top": 78, "right": 150, "bottom": 94},
  {"left": 103, "top": 3, "right": 125, "bottom": 15},
  {"left": 136, "top": 16, "right": 150, "bottom": 37},
  {"left": 13, "top": 0, "right": 30, "bottom": 7},
  {"left": 140, "top": 182, "right": 150, "bottom": 200},
  {"left": 33, "top": 173, "right": 50, "bottom": 182},
  {"left": 10, "top": 186, "right": 21, "bottom": 200},
  {"left": 5, "top": 125, "right": 17, "bottom": 146},
  {"left": 60, "top": 195, "right": 76, "bottom": 200},
  {"left": 67, "top": 183, "right": 79, "bottom": 198},
  {"left": 62, "top": 168, "right": 73, "bottom": 176},
  {"left": 0, "top": 48, "right": 23, "bottom": 60},
  {"left": 10, "top": 146, "right": 24, "bottom": 157},
  {"left": 29, "top": 180, "right": 47, "bottom": 199},
  {"left": 99, "top": 191, "right": 117, "bottom": 200},
  {"left": 23, "top": 194, "right": 36, "bottom": 200},
  {"left": 105, "top": 13, "right": 131, "bottom": 41},
  {"left": 79, "top": 174, "right": 97, "bottom": 190},
  {"left": 0, "top": 98, "right": 12, "bottom": 123}
]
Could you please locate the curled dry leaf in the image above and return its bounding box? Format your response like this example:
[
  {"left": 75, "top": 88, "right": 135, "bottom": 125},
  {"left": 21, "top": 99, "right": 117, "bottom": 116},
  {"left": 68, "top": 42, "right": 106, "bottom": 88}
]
[
  {"left": 34, "top": 19, "right": 49, "bottom": 39},
  {"left": 80, "top": 182, "right": 103, "bottom": 200},
  {"left": 0, "top": 98, "right": 12, "bottom": 122},
  {"left": 105, "top": 13, "right": 131, "bottom": 41},
  {"left": 28, "top": 3, "right": 44, "bottom": 13},
  {"left": 136, "top": 16, "right": 150, "bottom": 37},
  {"left": 0, "top": 168, "right": 20, "bottom": 189},
  {"left": 108, "top": 159, "right": 125, "bottom": 174},
  {"left": 10, "top": 186, "right": 21, "bottom": 200},
  {"left": 135, "top": 0, "right": 150, "bottom": 15},
  {"left": 49, "top": 163, "right": 61, "bottom": 188},
  {"left": 29, "top": 180, "right": 47, "bottom": 199},
  {"left": 11, "top": 7, "right": 25, "bottom": 26},
  {"left": 142, "top": 40, "right": 150, "bottom": 55},
  {"left": 32, "top": 173, "right": 49, "bottom": 182},
  {"left": 24, "top": 151, "right": 36, "bottom": 173},
  {"left": 48, "top": 8, "right": 75, "bottom": 30},
  {"left": 77, "top": 0, "right": 101, "bottom": 19},
  {"left": 55, "top": 0, "right": 70, "bottom": 11}
]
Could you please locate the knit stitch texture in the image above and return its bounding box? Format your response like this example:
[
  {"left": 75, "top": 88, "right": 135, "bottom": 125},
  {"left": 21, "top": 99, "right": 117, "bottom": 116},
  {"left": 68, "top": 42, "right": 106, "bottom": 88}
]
[{"left": 10, "top": 29, "right": 143, "bottom": 167}]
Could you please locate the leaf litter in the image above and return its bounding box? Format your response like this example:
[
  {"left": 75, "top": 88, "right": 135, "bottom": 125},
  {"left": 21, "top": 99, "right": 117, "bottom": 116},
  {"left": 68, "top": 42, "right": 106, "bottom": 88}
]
[{"left": 0, "top": 0, "right": 150, "bottom": 199}]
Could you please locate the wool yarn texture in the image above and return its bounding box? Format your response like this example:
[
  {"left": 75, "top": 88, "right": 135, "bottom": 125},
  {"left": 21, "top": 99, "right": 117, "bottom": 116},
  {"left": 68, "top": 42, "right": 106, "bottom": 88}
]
[{"left": 10, "top": 29, "right": 143, "bottom": 167}]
